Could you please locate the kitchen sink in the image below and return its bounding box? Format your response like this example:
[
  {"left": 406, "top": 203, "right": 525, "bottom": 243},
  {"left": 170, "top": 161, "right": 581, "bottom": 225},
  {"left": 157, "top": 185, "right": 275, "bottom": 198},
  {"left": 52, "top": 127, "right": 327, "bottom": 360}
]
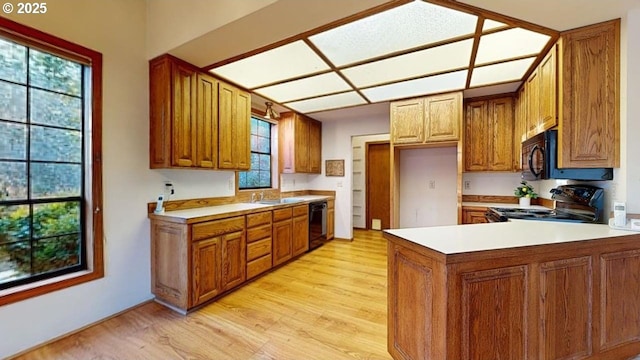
[{"left": 255, "top": 198, "right": 304, "bottom": 205}]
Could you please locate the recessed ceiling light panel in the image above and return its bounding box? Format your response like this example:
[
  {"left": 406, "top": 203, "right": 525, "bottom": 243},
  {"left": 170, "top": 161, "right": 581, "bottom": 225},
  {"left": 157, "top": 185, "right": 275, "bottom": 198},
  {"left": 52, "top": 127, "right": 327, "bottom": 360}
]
[
  {"left": 362, "top": 70, "right": 468, "bottom": 102},
  {"left": 254, "top": 72, "right": 351, "bottom": 103},
  {"left": 209, "top": 40, "right": 329, "bottom": 89},
  {"left": 342, "top": 39, "right": 473, "bottom": 88},
  {"left": 482, "top": 19, "right": 508, "bottom": 32},
  {"left": 285, "top": 91, "right": 367, "bottom": 113},
  {"left": 475, "top": 28, "right": 550, "bottom": 65},
  {"left": 470, "top": 57, "right": 535, "bottom": 87},
  {"left": 309, "top": 1, "right": 477, "bottom": 67}
]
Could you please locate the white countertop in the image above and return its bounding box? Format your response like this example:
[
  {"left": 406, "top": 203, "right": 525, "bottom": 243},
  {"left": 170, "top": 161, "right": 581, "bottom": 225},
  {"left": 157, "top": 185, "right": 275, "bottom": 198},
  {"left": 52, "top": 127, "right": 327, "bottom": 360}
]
[
  {"left": 385, "top": 220, "right": 638, "bottom": 255},
  {"left": 152, "top": 195, "right": 330, "bottom": 221}
]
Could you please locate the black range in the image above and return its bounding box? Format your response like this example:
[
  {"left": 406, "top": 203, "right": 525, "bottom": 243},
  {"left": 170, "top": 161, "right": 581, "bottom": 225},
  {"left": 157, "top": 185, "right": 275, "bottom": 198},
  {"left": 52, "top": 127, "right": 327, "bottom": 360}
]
[{"left": 486, "top": 184, "right": 605, "bottom": 224}]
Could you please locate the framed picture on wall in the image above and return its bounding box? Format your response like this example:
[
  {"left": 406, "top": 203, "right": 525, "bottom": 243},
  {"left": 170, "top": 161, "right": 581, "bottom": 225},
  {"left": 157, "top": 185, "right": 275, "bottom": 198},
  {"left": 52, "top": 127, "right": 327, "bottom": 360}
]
[{"left": 325, "top": 159, "right": 344, "bottom": 177}]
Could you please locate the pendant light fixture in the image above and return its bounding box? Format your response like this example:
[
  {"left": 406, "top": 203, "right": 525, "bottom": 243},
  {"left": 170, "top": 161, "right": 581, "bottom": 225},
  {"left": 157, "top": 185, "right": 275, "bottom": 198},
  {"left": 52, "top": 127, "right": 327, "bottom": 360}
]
[{"left": 264, "top": 101, "right": 280, "bottom": 119}]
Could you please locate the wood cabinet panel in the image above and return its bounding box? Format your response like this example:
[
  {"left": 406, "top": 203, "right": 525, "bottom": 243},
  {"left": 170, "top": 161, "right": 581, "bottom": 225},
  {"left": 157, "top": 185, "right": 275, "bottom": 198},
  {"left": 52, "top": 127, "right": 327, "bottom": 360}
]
[
  {"left": 149, "top": 57, "right": 171, "bottom": 168},
  {"left": 539, "top": 257, "right": 592, "bottom": 359},
  {"left": 247, "top": 254, "right": 272, "bottom": 280},
  {"left": 172, "top": 62, "right": 197, "bottom": 167},
  {"left": 600, "top": 249, "right": 640, "bottom": 350},
  {"left": 247, "top": 238, "right": 271, "bottom": 261},
  {"left": 273, "top": 207, "right": 293, "bottom": 222},
  {"left": 308, "top": 119, "right": 322, "bottom": 173},
  {"left": 292, "top": 205, "right": 309, "bottom": 257},
  {"left": 218, "top": 82, "right": 251, "bottom": 170},
  {"left": 151, "top": 221, "right": 189, "bottom": 309},
  {"left": 192, "top": 216, "right": 245, "bottom": 241},
  {"left": 514, "top": 86, "right": 527, "bottom": 171},
  {"left": 461, "top": 266, "right": 527, "bottom": 360},
  {"left": 559, "top": 20, "right": 620, "bottom": 168},
  {"left": 278, "top": 112, "right": 322, "bottom": 174},
  {"left": 221, "top": 230, "right": 246, "bottom": 291},
  {"left": 424, "top": 91, "right": 461, "bottom": 142},
  {"left": 247, "top": 223, "right": 272, "bottom": 243},
  {"left": 464, "top": 101, "right": 488, "bottom": 171},
  {"left": 195, "top": 73, "right": 218, "bottom": 168},
  {"left": 247, "top": 211, "right": 272, "bottom": 228},
  {"left": 489, "top": 97, "right": 514, "bottom": 171},
  {"left": 538, "top": 44, "right": 558, "bottom": 133},
  {"left": 327, "top": 199, "right": 335, "bottom": 240},
  {"left": 526, "top": 69, "right": 541, "bottom": 138},
  {"left": 391, "top": 98, "right": 424, "bottom": 144},
  {"left": 272, "top": 218, "right": 293, "bottom": 267},
  {"left": 462, "top": 208, "right": 488, "bottom": 224},
  {"left": 192, "top": 237, "right": 221, "bottom": 306}
]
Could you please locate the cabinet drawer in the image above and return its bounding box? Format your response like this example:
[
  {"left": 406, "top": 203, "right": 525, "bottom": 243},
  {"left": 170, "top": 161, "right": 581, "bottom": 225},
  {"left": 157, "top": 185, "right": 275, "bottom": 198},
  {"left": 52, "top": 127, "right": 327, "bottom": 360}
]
[
  {"left": 192, "top": 216, "right": 244, "bottom": 241},
  {"left": 273, "top": 208, "right": 293, "bottom": 222},
  {"left": 247, "top": 238, "right": 271, "bottom": 261},
  {"left": 247, "top": 211, "right": 272, "bottom": 228},
  {"left": 247, "top": 254, "right": 272, "bottom": 280},
  {"left": 293, "top": 204, "right": 308, "bottom": 217},
  {"left": 247, "top": 223, "right": 272, "bottom": 243}
]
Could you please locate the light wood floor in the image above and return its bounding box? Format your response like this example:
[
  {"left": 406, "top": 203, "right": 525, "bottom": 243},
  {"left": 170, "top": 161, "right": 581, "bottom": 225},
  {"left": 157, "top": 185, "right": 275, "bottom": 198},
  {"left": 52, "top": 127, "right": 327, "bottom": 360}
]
[{"left": 15, "top": 229, "right": 392, "bottom": 360}]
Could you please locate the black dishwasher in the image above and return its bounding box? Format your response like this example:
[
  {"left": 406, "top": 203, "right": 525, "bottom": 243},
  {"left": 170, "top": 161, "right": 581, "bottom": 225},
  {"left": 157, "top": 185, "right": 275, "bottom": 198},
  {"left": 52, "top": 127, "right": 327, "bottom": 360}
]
[{"left": 309, "top": 200, "right": 327, "bottom": 250}]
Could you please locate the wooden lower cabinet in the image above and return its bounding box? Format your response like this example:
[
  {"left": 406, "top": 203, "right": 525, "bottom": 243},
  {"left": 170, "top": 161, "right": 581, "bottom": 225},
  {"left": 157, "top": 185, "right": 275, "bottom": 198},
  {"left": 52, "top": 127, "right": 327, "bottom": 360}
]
[
  {"left": 192, "top": 237, "right": 221, "bottom": 305},
  {"left": 292, "top": 205, "right": 309, "bottom": 256},
  {"left": 385, "top": 232, "right": 640, "bottom": 360},
  {"left": 246, "top": 211, "right": 273, "bottom": 280},
  {"left": 220, "top": 230, "right": 246, "bottom": 291},
  {"left": 273, "top": 208, "right": 293, "bottom": 267},
  {"left": 327, "top": 199, "right": 335, "bottom": 240},
  {"left": 461, "top": 207, "right": 488, "bottom": 224}
]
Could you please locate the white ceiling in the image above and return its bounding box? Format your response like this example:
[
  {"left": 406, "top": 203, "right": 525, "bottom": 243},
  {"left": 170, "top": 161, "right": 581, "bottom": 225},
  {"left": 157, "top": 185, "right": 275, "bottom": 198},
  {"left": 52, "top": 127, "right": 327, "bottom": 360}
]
[{"left": 165, "top": 0, "right": 638, "bottom": 122}]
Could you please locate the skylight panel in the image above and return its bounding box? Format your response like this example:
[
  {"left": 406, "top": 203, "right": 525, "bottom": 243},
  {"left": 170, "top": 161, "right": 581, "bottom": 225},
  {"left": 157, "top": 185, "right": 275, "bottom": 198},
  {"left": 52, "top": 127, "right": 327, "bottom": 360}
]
[
  {"left": 341, "top": 39, "right": 473, "bottom": 88},
  {"left": 482, "top": 19, "right": 508, "bottom": 32},
  {"left": 284, "top": 92, "right": 367, "bottom": 113},
  {"left": 470, "top": 58, "right": 535, "bottom": 87},
  {"left": 361, "top": 70, "right": 468, "bottom": 102},
  {"left": 254, "top": 72, "right": 351, "bottom": 103},
  {"left": 309, "top": 1, "right": 477, "bottom": 67},
  {"left": 475, "top": 28, "right": 550, "bottom": 65},
  {"left": 209, "top": 40, "right": 329, "bottom": 89}
]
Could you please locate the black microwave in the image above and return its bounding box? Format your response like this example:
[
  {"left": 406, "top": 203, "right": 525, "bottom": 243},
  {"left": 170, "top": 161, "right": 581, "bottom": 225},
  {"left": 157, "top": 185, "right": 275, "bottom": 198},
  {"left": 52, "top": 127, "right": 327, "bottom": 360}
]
[{"left": 521, "top": 130, "right": 613, "bottom": 181}]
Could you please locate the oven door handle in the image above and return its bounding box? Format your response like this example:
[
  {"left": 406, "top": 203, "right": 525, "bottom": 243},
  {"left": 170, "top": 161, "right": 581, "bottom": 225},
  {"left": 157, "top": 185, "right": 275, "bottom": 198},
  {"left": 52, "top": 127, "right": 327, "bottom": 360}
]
[{"left": 528, "top": 144, "right": 544, "bottom": 178}]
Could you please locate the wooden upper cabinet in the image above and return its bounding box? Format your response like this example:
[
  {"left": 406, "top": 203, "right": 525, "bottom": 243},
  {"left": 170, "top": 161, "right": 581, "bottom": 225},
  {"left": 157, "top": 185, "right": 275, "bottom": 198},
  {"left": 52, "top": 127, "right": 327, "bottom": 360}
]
[
  {"left": 424, "top": 92, "right": 462, "bottom": 142},
  {"left": 391, "top": 98, "right": 424, "bottom": 144},
  {"left": 278, "top": 112, "right": 322, "bottom": 174},
  {"left": 464, "top": 96, "right": 515, "bottom": 172},
  {"left": 490, "top": 97, "right": 514, "bottom": 171},
  {"left": 391, "top": 91, "right": 462, "bottom": 145},
  {"left": 514, "top": 86, "right": 527, "bottom": 171},
  {"left": 538, "top": 43, "right": 558, "bottom": 132},
  {"left": 196, "top": 73, "right": 218, "bottom": 168},
  {"left": 558, "top": 19, "right": 620, "bottom": 168},
  {"left": 218, "top": 81, "right": 251, "bottom": 170},
  {"left": 526, "top": 69, "right": 540, "bottom": 138},
  {"left": 149, "top": 54, "right": 250, "bottom": 171},
  {"left": 464, "top": 101, "right": 488, "bottom": 171}
]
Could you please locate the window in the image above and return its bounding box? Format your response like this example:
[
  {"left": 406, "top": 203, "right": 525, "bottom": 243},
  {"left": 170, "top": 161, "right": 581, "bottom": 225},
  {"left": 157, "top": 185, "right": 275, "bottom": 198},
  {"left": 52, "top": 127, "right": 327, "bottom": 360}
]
[
  {"left": 0, "top": 18, "right": 103, "bottom": 305},
  {"left": 239, "top": 117, "right": 272, "bottom": 189}
]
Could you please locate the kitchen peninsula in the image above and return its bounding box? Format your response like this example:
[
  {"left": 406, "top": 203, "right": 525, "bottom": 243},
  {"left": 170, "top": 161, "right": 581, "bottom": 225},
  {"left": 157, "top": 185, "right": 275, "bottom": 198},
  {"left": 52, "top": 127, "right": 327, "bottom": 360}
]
[{"left": 384, "top": 221, "right": 640, "bottom": 360}]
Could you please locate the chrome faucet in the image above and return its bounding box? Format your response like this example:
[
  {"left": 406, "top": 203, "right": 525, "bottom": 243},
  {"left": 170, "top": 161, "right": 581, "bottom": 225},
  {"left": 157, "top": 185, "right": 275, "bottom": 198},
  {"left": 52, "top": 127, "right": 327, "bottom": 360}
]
[
  {"left": 260, "top": 192, "right": 264, "bottom": 201},
  {"left": 251, "top": 193, "right": 256, "bottom": 203}
]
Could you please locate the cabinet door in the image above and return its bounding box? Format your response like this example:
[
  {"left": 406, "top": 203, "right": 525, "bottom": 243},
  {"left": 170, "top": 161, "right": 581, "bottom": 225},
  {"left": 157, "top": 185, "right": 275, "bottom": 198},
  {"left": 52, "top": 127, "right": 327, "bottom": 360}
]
[
  {"left": 326, "top": 200, "right": 335, "bottom": 240},
  {"left": 294, "top": 115, "right": 310, "bottom": 172},
  {"left": 538, "top": 44, "right": 557, "bottom": 132},
  {"left": 308, "top": 119, "right": 322, "bottom": 173},
  {"left": 149, "top": 57, "right": 171, "bottom": 168},
  {"left": 172, "top": 62, "right": 197, "bottom": 167},
  {"left": 526, "top": 69, "right": 540, "bottom": 138},
  {"left": 221, "top": 230, "right": 246, "bottom": 292},
  {"left": 196, "top": 73, "right": 218, "bottom": 168},
  {"left": 278, "top": 113, "right": 295, "bottom": 174},
  {"left": 489, "top": 97, "right": 514, "bottom": 171},
  {"left": 559, "top": 20, "right": 620, "bottom": 168},
  {"left": 464, "top": 101, "right": 488, "bottom": 171},
  {"left": 218, "top": 82, "right": 251, "bottom": 170},
  {"left": 514, "top": 87, "right": 527, "bottom": 171},
  {"left": 192, "top": 237, "right": 221, "bottom": 306},
  {"left": 272, "top": 219, "right": 292, "bottom": 266},
  {"left": 292, "top": 213, "right": 309, "bottom": 257},
  {"left": 391, "top": 98, "right": 424, "bottom": 144},
  {"left": 462, "top": 209, "right": 488, "bottom": 224},
  {"left": 424, "top": 92, "right": 461, "bottom": 142}
]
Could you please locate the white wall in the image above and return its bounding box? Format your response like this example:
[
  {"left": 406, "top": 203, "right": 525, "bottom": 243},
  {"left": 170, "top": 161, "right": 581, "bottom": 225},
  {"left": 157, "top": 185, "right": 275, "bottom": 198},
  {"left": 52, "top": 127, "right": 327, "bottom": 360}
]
[
  {"left": 399, "top": 147, "right": 458, "bottom": 228},
  {"left": 308, "top": 116, "right": 389, "bottom": 239},
  {"left": 462, "top": 172, "right": 524, "bottom": 196}
]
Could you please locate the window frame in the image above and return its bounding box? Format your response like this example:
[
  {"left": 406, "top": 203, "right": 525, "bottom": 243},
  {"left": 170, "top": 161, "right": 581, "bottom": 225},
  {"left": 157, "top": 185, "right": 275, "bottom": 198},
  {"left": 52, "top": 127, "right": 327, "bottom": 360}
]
[
  {"left": 238, "top": 115, "right": 274, "bottom": 190},
  {"left": 0, "top": 17, "right": 103, "bottom": 306}
]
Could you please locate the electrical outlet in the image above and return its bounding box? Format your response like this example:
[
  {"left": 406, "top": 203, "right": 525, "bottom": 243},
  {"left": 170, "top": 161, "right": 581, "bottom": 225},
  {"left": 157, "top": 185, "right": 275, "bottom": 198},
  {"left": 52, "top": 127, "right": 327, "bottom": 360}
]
[
  {"left": 164, "top": 181, "right": 174, "bottom": 199},
  {"left": 464, "top": 180, "right": 471, "bottom": 190}
]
